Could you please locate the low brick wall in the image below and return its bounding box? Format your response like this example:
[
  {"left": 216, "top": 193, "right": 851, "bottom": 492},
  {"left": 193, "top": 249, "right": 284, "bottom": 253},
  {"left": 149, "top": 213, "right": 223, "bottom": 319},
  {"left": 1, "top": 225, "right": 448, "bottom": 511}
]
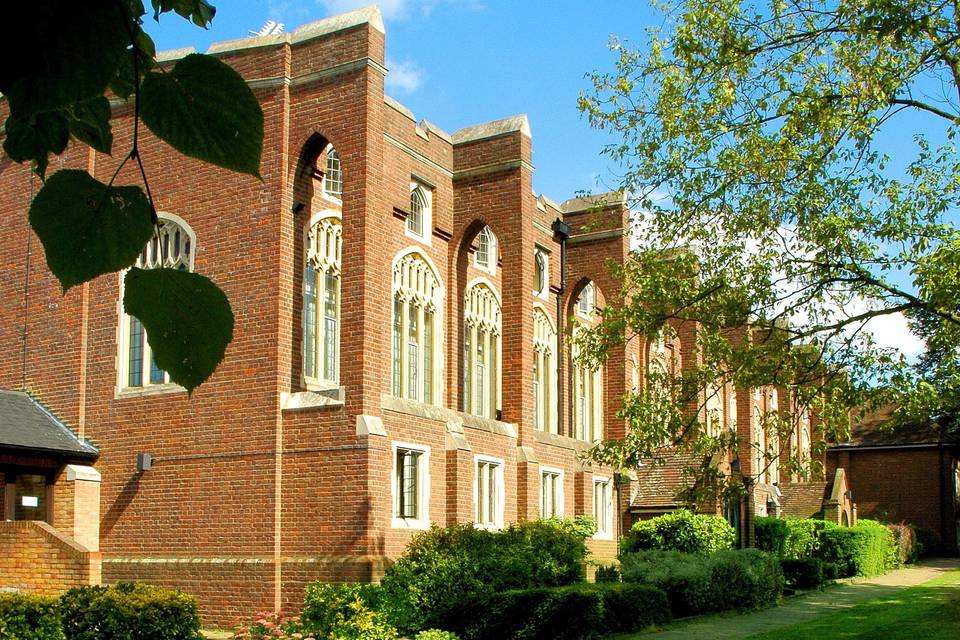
[{"left": 0, "top": 520, "right": 101, "bottom": 594}]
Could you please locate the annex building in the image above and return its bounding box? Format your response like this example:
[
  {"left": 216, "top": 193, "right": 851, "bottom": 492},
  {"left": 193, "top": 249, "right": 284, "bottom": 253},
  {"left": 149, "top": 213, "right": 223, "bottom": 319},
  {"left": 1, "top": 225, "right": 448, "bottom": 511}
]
[{"left": 0, "top": 5, "right": 869, "bottom": 624}]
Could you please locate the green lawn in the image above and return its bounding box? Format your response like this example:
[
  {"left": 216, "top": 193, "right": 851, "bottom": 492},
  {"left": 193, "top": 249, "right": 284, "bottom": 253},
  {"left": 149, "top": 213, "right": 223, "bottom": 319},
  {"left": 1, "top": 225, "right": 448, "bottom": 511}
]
[{"left": 744, "top": 569, "right": 960, "bottom": 640}]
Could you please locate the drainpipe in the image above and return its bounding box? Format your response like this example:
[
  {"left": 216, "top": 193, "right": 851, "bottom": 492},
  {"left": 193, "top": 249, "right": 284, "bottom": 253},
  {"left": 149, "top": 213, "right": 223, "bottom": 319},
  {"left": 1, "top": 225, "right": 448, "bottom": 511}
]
[{"left": 552, "top": 219, "right": 571, "bottom": 437}]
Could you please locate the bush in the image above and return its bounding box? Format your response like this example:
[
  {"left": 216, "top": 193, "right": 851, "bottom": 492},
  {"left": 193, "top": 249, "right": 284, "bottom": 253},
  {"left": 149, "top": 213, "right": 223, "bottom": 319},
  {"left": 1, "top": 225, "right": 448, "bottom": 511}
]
[
  {"left": 620, "top": 509, "right": 736, "bottom": 555},
  {"left": 377, "top": 520, "right": 591, "bottom": 635},
  {"left": 781, "top": 558, "right": 825, "bottom": 589},
  {"left": 59, "top": 583, "right": 202, "bottom": 640},
  {"left": 415, "top": 631, "right": 460, "bottom": 640},
  {"left": 594, "top": 564, "right": 620, "bottom": 583},
  {"left": 232, "top": 612, "right": 311, "bottom": 640},
  {"left": 463, "top": 583, "right": 669, "bottom": 640},
  {"left": 0, "top": 593, "right": 64, "bottom": 640},
  {"left": 754, "top": 517, "right": 788, "bottom": 557},
  {"left": 300, "top": 583, "right": 395, "bottom": 640},
  {"left": 708, "top": 549, "right": 783, "bottom": 612},
  {"left": 888, "top": 524, "right": 920, "bottom": 565},
  {"left": 620, "top": 549, "right": 782, "bottom": 617}
]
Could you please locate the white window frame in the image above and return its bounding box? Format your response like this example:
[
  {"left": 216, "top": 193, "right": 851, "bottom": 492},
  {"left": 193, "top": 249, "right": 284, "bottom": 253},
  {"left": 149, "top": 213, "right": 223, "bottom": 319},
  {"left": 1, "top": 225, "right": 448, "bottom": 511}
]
[
  {"left": 302, "top": 211, "right": 342, "bottom": 389},
  {"left": 705, "top": 383, "right": 724, "bottom": 437},
  {"left": 474, "top": 226, "right": 497, "bottom": 274},
  {"left": 593, "top": 475, "right": 614, "bottom": 540},
  {"left": 474, "top": 454, "right": 505, "bottom": 530},
  {"left": 117, "top": 212, "right": 196, "bottom": 394},
  {"left": 575, "top": 282, "right": 595, "bottom": 319},
  {"left": 540, "top": 466, "right": 564, "bottom": 519},
  {"left": 321, "top": 143, "right": 342, "bottom": 204},
  {"left": 391, "top": 441, "right": 431, "bottom": 529},
  {"left": 533, "top": 248, "right": 548, "bottom": 299},
  {"left": 407, "top": 181, "right": 433, "bottom": 246}
]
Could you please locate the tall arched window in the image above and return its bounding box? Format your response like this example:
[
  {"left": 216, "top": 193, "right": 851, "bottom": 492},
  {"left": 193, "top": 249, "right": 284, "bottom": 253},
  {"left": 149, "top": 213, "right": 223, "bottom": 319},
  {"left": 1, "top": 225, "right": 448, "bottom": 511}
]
[
  {"left": 474, "top": 226, "right": 497, "bottom": 273},
  {"left": 753, "top": 405, "right": 767, "bottom": 482},
  {"left": 572, "top": 323, "right": 603, "bottom": 443},
  {"left": 705, "top": 382, "right": 724, "bottom": 437},
  {"left": 533, "top": 307, "right": 558, "bottom": 433},
  {"left": 392, "top": 250, "right": 443, "bottom": 404},
  {"left": 463, "top": 280, "right": 501, "bottom": 418},
  {"left": 576, "top": 282, "right": 595, "bottom": 318},
  {"left": 303, "top": 214, "right": 342, "bottom": 386},
  {"left": 323, "top": 145, "right": 342, "bottom": 199},
  {"left": 120, "top": 215, "right": 195, "bottom": 389}
]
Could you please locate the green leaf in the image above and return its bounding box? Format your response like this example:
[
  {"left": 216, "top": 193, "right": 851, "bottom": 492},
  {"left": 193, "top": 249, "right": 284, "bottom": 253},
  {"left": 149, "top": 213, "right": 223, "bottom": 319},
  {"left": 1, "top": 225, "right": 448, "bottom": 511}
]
[
  {"left": 28, "top": 170, "right": 154, "bottom": 291},
  {"left": 140, "top": 53, "right": 263, "bottom": 177},
  {"left": 110, "top": 32, "right": 157, "bottom": 101},
  {"left": 3, "top": 112, "right": 70, "bottom": 178},
  {"left": 123, "top": 267, "right": 233, "bottom": 393},
  {"left": 67, "top": 97, "right": 114, "bottom": 154},
  {"left": 151, "top": 0, "right": 217, "bottom": 28},
  {"left": 0, "top": 3, "right": 128, "bottom": 117}
]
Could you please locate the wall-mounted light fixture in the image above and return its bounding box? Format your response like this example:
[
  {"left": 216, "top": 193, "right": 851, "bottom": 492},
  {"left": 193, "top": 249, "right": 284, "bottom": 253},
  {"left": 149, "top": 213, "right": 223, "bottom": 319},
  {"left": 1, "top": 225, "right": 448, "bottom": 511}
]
[{"left": 136, "top": 453, "right": 152, "bottom": 473}]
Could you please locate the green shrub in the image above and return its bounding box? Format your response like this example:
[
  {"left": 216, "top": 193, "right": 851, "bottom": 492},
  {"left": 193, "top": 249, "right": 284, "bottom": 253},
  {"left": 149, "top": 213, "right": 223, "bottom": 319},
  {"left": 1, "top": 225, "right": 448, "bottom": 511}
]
[
  {"left": 781, "top": 558, "right": 825, "bottom": 589},
  {"left": 754, "top": 517, "right": 788, "bottom": 557},
  {"left": 300, "top": 583, "right": 395, "bottom": 640},
  {"left": 463, "top": 583, "right": 668, "bottom": 640},
  {"left": 594, "top": 564, "right": 621, "bottom": 583},
  {"left": 415, "top": 631, "right": 460, "bottom": 640},
  {"left": 597, "top": 583, "right": 671, "bottom": 634},
  {"left": 620, "top": 549, "right": 782, "bottom": 617},
  {"left": 377, "top": 520, "right": 591, "bottom": 635},
  {"left": 914, "top": 526, "right": 939, "bottom": 557},
  {"left": 231, "top": 612, "right": 309, "bottom": 639},
  {"left": 464, "top": 585, "right": 605, "bottom": 640},
  {"left": 620, "top": 509, "right": 736, "bottom": 555},
  {"left": 707, "top": 549, "right": 783, "bottom": 612},
  {"left": 0, "top": 593, "right": 64, "bottom": 640},
  {"left": 619, "top": 550, "right": 714, "bottom": 617},
  {"left": 59, "top": 583, "right": 202, "bottom": 640}
]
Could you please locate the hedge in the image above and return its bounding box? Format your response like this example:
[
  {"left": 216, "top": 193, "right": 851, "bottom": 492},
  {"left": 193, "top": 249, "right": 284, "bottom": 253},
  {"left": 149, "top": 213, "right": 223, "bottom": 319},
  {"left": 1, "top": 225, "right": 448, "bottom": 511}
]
[
  {"left": 888, "top": 523, "right": 922, "bottom": 565},
  {"left": 376, "top": 519, "right": 593, "bottom": 636},
  {"left": 619, "top": 549, "right": 783, "bottom": 617},
  {"left": 780, "top": 558, "right": 824, "bottom": 589},
  {"left": 755, "top": 516, "right": 899, "bottom": 579},
  {"left": 59, "top": 583, "right": 202, "bottom": 640},
  {"left": 620, "top": 509, "right": 736, "bottom": 555},
  {"left": 462, "top": 583, "right": 670, "bottom": 640},
  {"left": 0, "top": 593, "right": 64, "bottom": 640}
]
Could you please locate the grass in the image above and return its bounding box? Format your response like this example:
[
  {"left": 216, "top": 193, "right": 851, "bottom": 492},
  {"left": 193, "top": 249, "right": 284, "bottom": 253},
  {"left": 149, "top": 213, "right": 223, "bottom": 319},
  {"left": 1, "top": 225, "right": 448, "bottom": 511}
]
[{"left": 743, "top": 569, "right": 960, "bottom": 640}]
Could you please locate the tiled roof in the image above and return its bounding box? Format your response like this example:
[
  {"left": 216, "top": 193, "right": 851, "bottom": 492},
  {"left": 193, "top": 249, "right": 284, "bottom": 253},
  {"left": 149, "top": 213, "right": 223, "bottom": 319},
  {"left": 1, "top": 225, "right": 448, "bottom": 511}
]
[
  {"left": 0, "top": 389, "right": 98, "bottom": 458},
  {"left": 832, "top": 404, "right": 951, "bottom": 449},
  {"left": 630, "top": 452, "right": 703, "bottom": 508},
  {"left": 779, "top": 481, "right": 829, "bottom": 519}
]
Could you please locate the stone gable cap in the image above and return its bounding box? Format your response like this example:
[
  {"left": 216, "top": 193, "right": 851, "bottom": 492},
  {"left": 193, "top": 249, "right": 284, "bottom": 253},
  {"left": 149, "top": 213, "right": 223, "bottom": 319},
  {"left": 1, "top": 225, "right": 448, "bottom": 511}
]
[
  {"left": 202, "top": 5, "right": 384, "bottom": 56},
  {"left": 561, "top": 191, "right": 627, "bottom": 213},
  {"left": 452, "top": 114, "right": 531, "bottom": 144}
]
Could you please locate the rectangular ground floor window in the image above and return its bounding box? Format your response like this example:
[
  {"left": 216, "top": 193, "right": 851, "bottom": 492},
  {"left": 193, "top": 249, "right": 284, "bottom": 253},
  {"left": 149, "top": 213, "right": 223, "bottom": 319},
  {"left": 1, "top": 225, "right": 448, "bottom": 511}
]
[
  {"left": 391, "top": 442, "right": 430, "bottom": 529},
  {"left": 593, "top": 476, "right": 613, "bottom": 539},
  {"left": 540, "top": 467, "right": 563, "bottom": 518},
  {"left": 475, "top": 455, "right": 504, "bottom": 529}
]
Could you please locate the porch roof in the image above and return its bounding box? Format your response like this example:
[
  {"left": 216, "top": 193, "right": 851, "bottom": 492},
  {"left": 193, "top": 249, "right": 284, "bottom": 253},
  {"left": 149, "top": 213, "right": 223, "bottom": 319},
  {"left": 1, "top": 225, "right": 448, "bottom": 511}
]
[{"left": 0, "top": 389, "right": 98, "bottom": 460}]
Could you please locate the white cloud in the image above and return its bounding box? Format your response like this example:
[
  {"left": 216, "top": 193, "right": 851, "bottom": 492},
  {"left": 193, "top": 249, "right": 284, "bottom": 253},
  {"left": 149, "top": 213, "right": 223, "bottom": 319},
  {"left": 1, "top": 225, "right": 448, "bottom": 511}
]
[
  {"left": 861, "top": 310, "right": 925, "bottom": 358},
  {"left": 317, "top": 0, "right": 483, "bottom": 21},
  {"left": 385, "top": 58, "right": 423, "bottom": 94}
]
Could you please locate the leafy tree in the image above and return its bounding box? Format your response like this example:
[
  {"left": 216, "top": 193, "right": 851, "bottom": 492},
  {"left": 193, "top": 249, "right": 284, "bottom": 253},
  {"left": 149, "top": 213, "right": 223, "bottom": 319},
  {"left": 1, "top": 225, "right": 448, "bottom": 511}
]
[
  {"left": 2, "top": 1, "right": 263, "bottom": 392},
  {"left": 577, "top": 0, "right": 960, "bottom": 500}
]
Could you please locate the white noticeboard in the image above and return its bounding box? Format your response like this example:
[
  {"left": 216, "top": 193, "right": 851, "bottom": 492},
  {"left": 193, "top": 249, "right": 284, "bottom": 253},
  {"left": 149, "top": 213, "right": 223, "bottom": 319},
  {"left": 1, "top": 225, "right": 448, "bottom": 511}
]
[{"left": 21, "top": 496, "right": 39, "bottom": 508}]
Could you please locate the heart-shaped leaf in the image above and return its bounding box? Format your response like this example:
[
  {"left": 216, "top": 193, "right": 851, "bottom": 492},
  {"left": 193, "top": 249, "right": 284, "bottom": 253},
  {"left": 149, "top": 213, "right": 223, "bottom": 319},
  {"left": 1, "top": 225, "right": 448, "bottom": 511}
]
[
  {"left": 0, "top": 3, "right": 128, "bottom": 118},
  {"left": 29, "top": 170, "right": 154, "bottom": 291},
  {"left": 67, "top": 96, "right": 114, "bottom": 154},
  {"left": 124, "top": 267, "right": 234, "bottom": 393},
  {"left": 140, "top": 53, "right": 263, "bottom": 177},
  {"left": 3, "top": 112, "right": 70, "bottom": 178}
]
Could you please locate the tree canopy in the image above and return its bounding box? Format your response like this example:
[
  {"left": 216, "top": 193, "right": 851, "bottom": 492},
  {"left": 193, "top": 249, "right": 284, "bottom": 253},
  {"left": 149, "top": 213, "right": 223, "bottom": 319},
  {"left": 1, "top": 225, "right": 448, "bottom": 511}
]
[
  {"left": 1, "top": 1, "right": 262, "bottom": 392},
  {"left": 577, "top": 0, "right": 960, "bottom": 497}
]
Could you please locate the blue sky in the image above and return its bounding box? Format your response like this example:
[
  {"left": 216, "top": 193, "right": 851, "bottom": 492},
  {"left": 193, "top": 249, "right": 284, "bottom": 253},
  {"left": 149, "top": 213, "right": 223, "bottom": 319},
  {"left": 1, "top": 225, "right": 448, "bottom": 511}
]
[{"left": 143, "top": 0, "right": 659, "bottom": 203}]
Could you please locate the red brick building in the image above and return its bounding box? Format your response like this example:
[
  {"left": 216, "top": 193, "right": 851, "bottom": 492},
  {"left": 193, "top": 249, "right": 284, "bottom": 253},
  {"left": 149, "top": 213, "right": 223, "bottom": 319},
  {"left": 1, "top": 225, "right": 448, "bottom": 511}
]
[
  {"left": 0, "top": 7, "right": 642, "bottom": 624},
  {"left": 828, "top": 405, "right": 960, "bottom": 553}
]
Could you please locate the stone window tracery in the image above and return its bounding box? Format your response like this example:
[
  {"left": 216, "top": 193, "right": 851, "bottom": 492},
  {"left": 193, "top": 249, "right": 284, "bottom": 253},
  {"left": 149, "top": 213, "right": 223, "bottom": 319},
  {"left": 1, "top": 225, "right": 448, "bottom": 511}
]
[
  {"left": 120, "top": 215, "right": 195, "bottom": 390},
  {"left": 392, "top": 250, "right": 443, "bottom": 404},
  {"left": 533, "top": 307, "right": 558, "bottom": 433},
  {"left": 303, "top": 214, "right": 342, "bottom": 386},
  {"left": 462, "top": 281, "right": 501, "bottom": 418}
]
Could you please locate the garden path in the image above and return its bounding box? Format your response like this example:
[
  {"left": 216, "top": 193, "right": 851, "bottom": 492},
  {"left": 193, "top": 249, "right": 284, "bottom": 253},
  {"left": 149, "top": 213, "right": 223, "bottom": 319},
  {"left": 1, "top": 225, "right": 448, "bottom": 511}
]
[{"left": 639, "top": 558, "right": 960, "bottom": 640}]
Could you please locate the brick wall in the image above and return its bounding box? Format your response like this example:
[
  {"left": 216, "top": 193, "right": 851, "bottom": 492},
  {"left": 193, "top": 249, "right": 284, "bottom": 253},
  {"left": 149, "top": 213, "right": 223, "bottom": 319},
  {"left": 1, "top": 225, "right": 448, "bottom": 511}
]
[{"left": 0, "top": 521, "right": 101, "bottom": 595}]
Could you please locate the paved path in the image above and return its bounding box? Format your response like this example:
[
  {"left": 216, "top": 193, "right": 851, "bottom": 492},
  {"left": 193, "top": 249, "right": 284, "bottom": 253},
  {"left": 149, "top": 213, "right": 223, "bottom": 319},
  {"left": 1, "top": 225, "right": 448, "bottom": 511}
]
[{"left": 643, "top": 558, "right": 960, "bottom": 639}]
